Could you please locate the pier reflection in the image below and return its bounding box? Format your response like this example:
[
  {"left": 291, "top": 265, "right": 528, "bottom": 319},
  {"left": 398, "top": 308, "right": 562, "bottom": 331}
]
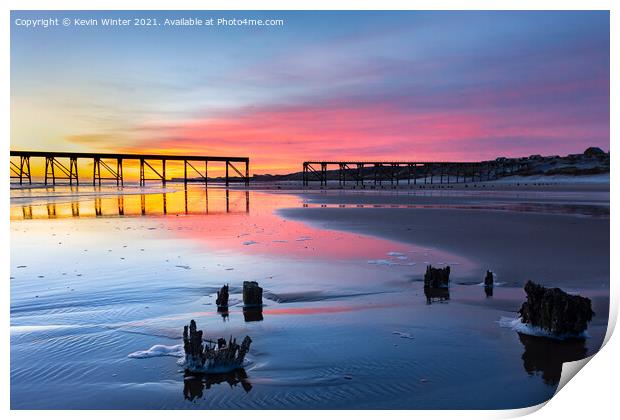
[
  {"left": 11, "top": 188, "right": 250, "bottom": 220},
  {"left": 183, "top": 369, "right": 252, "bottom": 401},
  {"left": 518, "top": 333, "right": 587, "bottom": 385}
]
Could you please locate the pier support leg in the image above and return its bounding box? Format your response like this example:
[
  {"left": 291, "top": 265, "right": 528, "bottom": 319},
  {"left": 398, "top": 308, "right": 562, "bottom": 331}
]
[
  {"left": 117, "top": 158, "right": 123, "bottom": 186},
  {"left": 25, "top": 157, "right": 31, "bottom": 185},
  {"left": 50, "top": 158, "right": 56, "bottom": 186},
  {"left": 408, "top": 164, "right": 412, "bottom": 186},
  {"left": 302, "top": 163, "right": 307, "bottom": 187},
  {"left": 93, "top": 158, "right": 101, "bottom": 186},
  {"left": 162, "top": 159, "right": 166, "bottom": 186},
  {"left": 140, "top": 159, "right": 145, "bottom": 186},
  {"left": 184, "top": 160, "right": 187, "bottom": 188},
  {"left": 44, "top": 157, "right": 49, "bottom": 186},
  {"left": 69, "top": 157, "right": 78, "bottom": 186},
  {"left": 18, "top": 157, "right": 24, "bottom": 185}
]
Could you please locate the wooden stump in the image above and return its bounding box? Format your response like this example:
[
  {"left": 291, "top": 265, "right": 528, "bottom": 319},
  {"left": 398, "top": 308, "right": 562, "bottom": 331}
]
[
  {"left": 182, "top": 319, "right": 252, "bottom": 373},
  {"left": 484, "top": 270, "right": 494, "bottom": 287},
  {"left": 424, "top": 265, "right": 450, "bottom": 288},
  {"left": 243, "top": 281, "right": 263, "bottom": 306},
  {"left": 519, "top": 281, "right": 594, "bottom": 336},
  {"left": 216, "top": 284, "right": 229, "bottom": 309}
]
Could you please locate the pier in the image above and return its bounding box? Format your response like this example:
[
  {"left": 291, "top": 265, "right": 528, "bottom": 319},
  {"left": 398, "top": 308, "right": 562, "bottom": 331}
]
[
  {"left": 10, "top": 151, "right": 250, "bottom": 187},
  {"left": 302, "top": 160, "right": 528, "bottom": 187}
]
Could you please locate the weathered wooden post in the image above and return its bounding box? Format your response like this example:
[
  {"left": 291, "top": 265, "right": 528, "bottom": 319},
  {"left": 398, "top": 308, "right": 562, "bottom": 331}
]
[
  {"left": 243, "top": 281, "right": 263, "bottom": 306},
  {"left": 424, "top": 265, "right": 451, "bottom": 289},
  {"left": 216, "top": 284, "right": 229, "bottom": 309},
  {"left": 484, "top": 270, "right": 494, "bottom": 297}
]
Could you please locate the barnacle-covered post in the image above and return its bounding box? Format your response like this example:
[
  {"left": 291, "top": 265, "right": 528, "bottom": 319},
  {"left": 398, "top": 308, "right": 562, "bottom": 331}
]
[
  {"left": 518, "top": 281, "right": 594, "bottom": 336},
  {"left": 182, "top": 320, "right": 252, "bottom": 373}
]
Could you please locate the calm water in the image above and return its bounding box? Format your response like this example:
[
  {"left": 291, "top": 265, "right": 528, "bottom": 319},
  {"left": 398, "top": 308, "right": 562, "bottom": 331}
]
[{"left": 10, "top": 184, "right": 609, "bottom": 409}]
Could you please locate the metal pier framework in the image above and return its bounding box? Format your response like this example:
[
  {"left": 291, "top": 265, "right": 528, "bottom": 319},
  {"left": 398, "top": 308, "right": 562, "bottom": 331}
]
[
  {"left": 10, "top": 151, "right": 250, "bottom": 187},
  {"left": 302, "top": 160, "right": 528, "bottom": 187}
]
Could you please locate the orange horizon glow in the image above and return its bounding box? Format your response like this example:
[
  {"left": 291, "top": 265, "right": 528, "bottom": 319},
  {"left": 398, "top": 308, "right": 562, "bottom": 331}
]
[
  {"left": 10, "top": 98, "right": 608, "bottom": 180},
  {"left": 11, "top": 11, "right": 609, "bottom": 176}
]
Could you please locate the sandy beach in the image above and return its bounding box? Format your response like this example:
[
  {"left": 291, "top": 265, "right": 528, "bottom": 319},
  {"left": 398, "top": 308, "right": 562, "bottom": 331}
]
[
  {"left": 279, "top": 183, "right": 609, "bottom": 289},
  {"left": 9, "top": 8, "right": 611, "bottom": 412},
  {"left": 9, "top": 180, "right": 610, "bottom": 409}
]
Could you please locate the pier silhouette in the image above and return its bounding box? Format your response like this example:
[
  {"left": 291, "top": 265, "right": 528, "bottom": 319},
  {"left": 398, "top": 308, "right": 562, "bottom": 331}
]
[
  {"left": 10, "top": 150, "right": 250, "bottom": 187},
  {"left": 302, "top": 160, "right": 529, "bottom": 187}
]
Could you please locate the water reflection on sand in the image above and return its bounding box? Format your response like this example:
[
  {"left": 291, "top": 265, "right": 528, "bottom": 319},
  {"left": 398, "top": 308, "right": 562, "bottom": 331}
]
[
  {"left": 9, "top": 183, "right": 608, "bottom": 409},
  {"left": 11, "top": 186, "right": 249, "bottom": 219},
  {"left": 184, "top": 369, "right": 252, "bottom": 402},
  {"left": 518, "top": 334, "right": 588, "bottom": 385}
]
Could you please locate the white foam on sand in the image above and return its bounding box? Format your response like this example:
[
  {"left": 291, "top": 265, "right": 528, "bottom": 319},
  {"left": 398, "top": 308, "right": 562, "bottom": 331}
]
[
  {"left": 128, "top": 344, "right": 184, "bottom": 359},
  {"left": 128, "top": 344, "right": 250, "bottom": 374},
  {"left": 367, "top": 259, "right": 395, "bottom": 266},
  {"left": 392, "top": 331, "right": 414, "bottom": 340},
  {"left": 476, "top": 271, "right": 504, "bottom": 286},
  {"left": 477, "top": 281, "right": 505, "bottom": 287},
  {"left": 498, "top": 317, "right": 589, "bottom": 340},
  {"left": 387, "top": 251, "right": 406, "bottom": 257}
]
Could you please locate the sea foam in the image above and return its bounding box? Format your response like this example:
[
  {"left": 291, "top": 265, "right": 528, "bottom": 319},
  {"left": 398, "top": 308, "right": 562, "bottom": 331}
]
[
  {"left": 129, "top": 344, "right": 251, "bottom": 373},
  {"left": 498, "top": 316, "right": 589, "bottom": 340},
  {"left": 128, "top": 344, "right": 183, "bottom": 359}
]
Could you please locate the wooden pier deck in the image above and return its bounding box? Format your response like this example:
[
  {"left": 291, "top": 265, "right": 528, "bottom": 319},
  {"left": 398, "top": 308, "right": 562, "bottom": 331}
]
[
  {"left": 10, "top": 150, "right": 250, "bottom": 187},
  {"left": 302, "top": 160, "right": 528, "bottom": 187}
]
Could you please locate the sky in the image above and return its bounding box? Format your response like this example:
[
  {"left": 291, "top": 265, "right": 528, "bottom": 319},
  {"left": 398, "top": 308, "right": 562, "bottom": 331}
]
[{"left": 11, "top": 10, "right": 610, "bottom": 175}]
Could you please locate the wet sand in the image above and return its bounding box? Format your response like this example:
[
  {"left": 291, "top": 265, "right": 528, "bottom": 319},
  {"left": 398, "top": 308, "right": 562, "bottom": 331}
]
[{"left": 280, "top": 187, "right": 610, "bottom": 289}]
